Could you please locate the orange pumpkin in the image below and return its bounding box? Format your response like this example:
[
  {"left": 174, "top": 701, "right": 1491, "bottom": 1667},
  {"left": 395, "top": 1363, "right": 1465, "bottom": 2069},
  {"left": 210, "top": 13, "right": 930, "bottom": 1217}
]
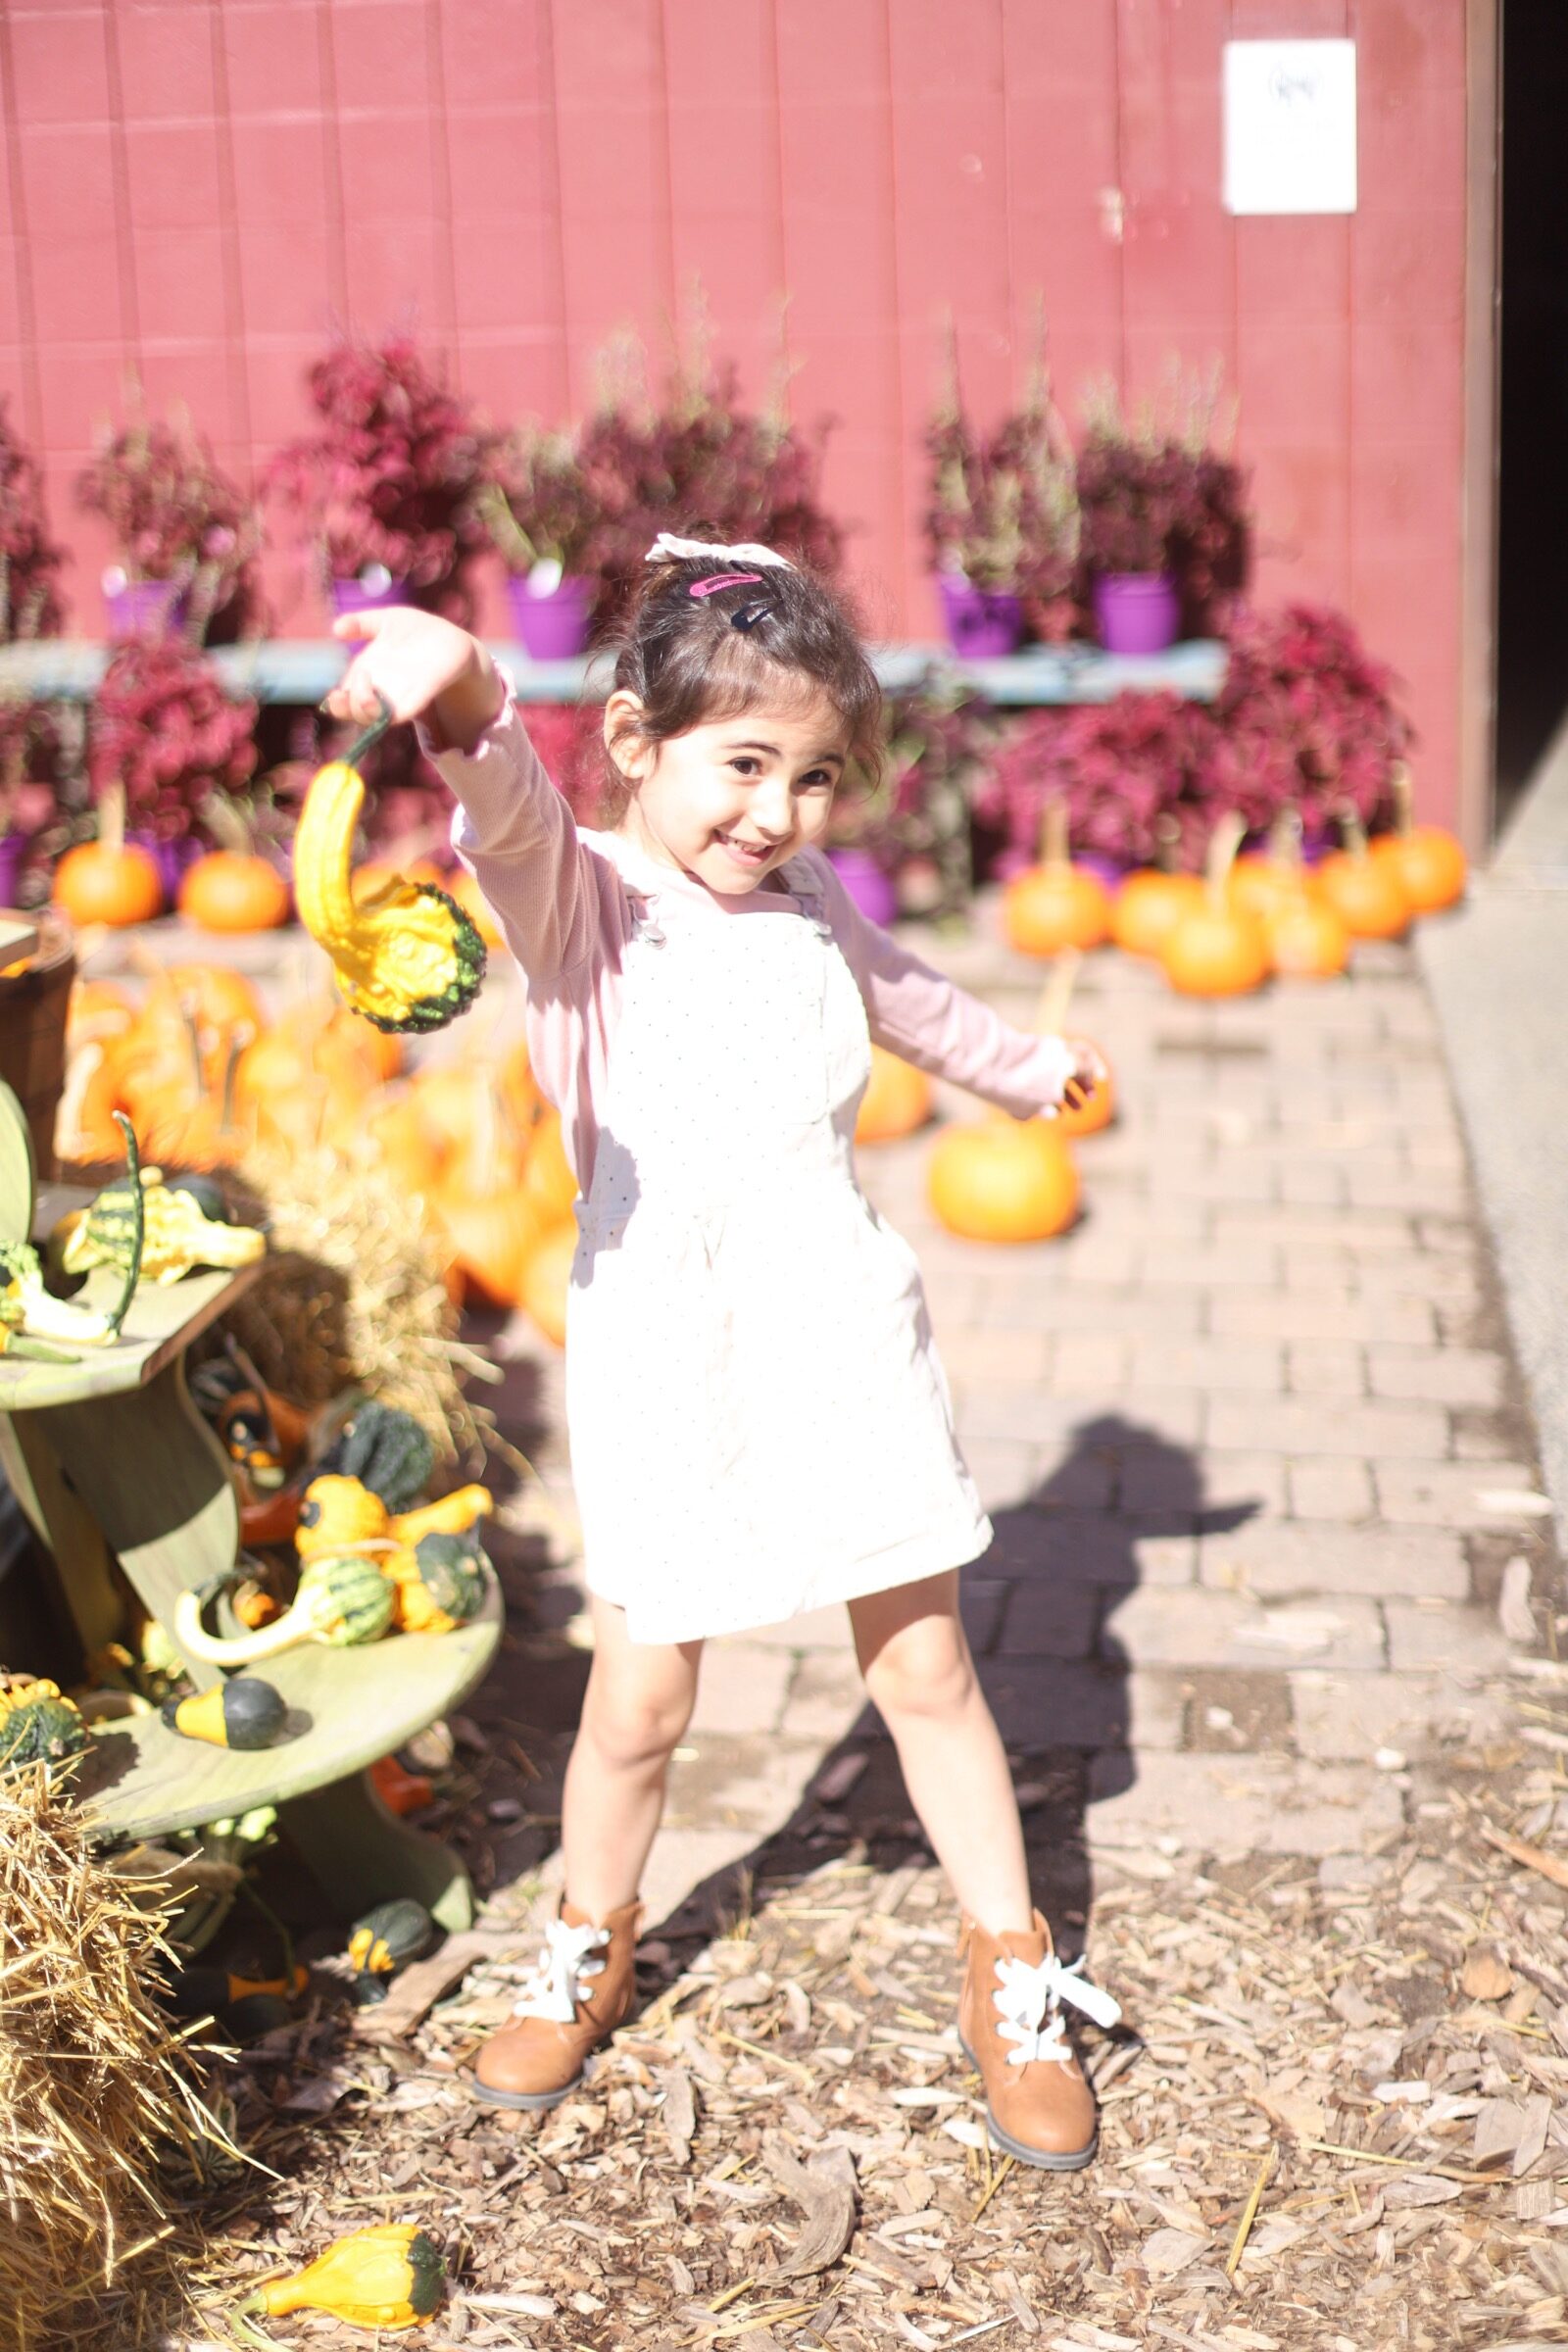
[
  {"left": 368, "top": 1091, "right": 447, "bottom": 1192},
  {"left": 1265, "top": 890, "right": 1350, "bottom": 981},
  {"left": 163, "top": 962, "right": 264, "bottom": 1040},
  {"left": 521, "top": 1107, "right": 579, "bottom": 1223},
  {"left": 1227, "top": 813, "right": 1328, "bottom": 925},
  {"left": 929, "top": 1113, "right": 1079, "bottom": 1245},
  {"left": 1160, "top": 815, "right": 1272, "bottom": 999},
  {"left": 855, "top": 1047, "right": 932, "bottom": 1145},
  {"left": 436, "top": 1186, "right": 545, "bottom": 1307},
  {"left": 178, "top": 850, "right": 291, "bottom": 933},
  {"left": 1111, "top": 868, "right": 1204, "bottom": 958},
  {"left": 521, "top": 1221, "right": 577, "bottom": 1347},
  {"left": 1315, "top": 805, "right": 1410, "bottom": 940},
  {"left": 53, "top": 840, "right": 163, "bottom": 928},
  {"left": 55, "top": 1042, "right": 132, "bottom": 1164},
  {"left": 1002, "top": 801, "right": 1111, "bottom": 957},
  {"left": 1369, "top": 763, "right": 1466, "bottom": 914},
  {"left": 497, "top": 1038, "right": 538, "bottom": 1131}
]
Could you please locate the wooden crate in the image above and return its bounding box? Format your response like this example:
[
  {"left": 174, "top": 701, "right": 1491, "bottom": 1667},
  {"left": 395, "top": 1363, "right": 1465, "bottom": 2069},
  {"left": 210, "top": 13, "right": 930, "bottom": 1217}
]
[{"left": 0, "top": 907, "right": 73, "bottom": 1185}]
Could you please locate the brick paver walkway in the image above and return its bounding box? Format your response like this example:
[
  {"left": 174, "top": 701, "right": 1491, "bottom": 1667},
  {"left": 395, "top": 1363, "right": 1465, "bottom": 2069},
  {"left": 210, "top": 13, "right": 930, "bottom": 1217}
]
[{"left": 483, "top": 910, "right": 1554, "bottom": 1933}]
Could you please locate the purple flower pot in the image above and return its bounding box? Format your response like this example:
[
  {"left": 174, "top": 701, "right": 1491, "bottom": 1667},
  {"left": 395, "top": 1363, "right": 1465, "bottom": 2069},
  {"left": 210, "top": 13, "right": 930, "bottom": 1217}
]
[
  {"left": 828, "top": 848, "right": 900, "bottom": 928},
  {"left": 935, "top": 576, "right": 1025, "bottom": 660},
  {"left": 1092, "top": 572, "right": 1181, "bottom": 656},
  {"left": 128, "top": 831, "right": 201, "bottom": 906},
  {"left": 507, "top": 574, "right": 595, "bottom": 661},
  {"left": 0, "top": 833, "right": 30, "bottom": 904},
  {"left": 330, "top": 570, "right": 409, "bottom": 618},
  {"left": 104, "top": 575, "right": 188, "bottom": 640}
]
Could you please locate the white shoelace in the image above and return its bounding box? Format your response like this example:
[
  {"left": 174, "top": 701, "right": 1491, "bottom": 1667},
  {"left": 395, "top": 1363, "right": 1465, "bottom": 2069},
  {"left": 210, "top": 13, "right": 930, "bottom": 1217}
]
[
  {"left": 993, "top": 1950, "right": 1123, "bottom": 2067},
  {"left": 511, "top": 1919, "right": 610, "bottom": 2025}
]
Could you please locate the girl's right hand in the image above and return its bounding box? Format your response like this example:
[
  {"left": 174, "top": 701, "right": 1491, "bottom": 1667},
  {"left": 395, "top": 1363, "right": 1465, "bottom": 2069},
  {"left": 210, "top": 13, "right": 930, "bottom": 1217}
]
[{"left": 323, "top": 608, "right": 506, "bottom": 754}]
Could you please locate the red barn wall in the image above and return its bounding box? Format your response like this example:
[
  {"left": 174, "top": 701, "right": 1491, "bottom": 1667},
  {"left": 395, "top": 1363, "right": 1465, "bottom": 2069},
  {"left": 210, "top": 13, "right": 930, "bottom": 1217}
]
[{"left": 0, "top": 0, "right": 1472, "bottom": 825}]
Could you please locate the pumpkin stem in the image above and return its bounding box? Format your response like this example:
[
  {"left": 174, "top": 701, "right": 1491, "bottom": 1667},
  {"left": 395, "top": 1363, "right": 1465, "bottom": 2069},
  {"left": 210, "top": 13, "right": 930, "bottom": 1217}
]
[
  {"left": 1203, "top": 812, "right": 1249, "bottom": 909},
  {"left": 1153, "top": 814, "right": 1182, "bottom": 875},
  {"left": 1039, "top": 797, "right": 1070, "bottom": 872},
  {"left": 1335, "top": 799, "right": 1370, "bottom": 860},
  {"left": 1269, "top": 807, "right": 1305, "bottom": 872},
  {"left": 99, "top": 780, "right": 125, "bottom": 860},
  {"left": 1391, "top": 761, "right": 1414, "bottom": 838},
  {"left": 1035, "top": 947, "right": 1080, "bottom": 1037}
]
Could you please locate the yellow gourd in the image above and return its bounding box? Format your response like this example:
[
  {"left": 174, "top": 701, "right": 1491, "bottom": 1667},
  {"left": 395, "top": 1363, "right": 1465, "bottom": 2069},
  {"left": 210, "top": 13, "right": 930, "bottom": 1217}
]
[
  {"left": 293, "top": 708, "right": 486, "bottom": 1033},
  {"left": 294, "top": 1473, "right": 495, "bottom": 1565},
  {"left": 245, "top": 2224, "right": 446, "bottom": 2329}
]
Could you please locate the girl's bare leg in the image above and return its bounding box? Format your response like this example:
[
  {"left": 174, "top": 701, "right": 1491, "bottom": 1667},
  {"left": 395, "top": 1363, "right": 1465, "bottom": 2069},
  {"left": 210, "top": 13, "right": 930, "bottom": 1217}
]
[
  {"left": 560, "top": 1592, "right": 703, "bottom": 1920},
  {"left": 850, "top": 1571, "right": 1033, "bottom": 1936}
]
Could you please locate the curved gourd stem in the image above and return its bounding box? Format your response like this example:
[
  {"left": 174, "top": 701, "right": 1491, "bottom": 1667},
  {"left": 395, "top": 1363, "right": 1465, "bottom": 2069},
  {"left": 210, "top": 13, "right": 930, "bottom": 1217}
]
[
  {"left": 104, "top": 1112, "right": 144, "bottom": 1340},
  {"left": 347, "top": 692, "right": 396, "bottom": 772}
]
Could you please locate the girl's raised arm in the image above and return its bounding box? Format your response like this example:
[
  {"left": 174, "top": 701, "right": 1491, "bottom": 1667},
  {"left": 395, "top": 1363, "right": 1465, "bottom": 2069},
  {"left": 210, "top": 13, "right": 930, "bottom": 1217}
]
[
  {"left": 323, "top": 609, "right": 608, "bottom": 989},
  {"left": 813, "top": 854, "right": 1077, "bottom": 1119}
]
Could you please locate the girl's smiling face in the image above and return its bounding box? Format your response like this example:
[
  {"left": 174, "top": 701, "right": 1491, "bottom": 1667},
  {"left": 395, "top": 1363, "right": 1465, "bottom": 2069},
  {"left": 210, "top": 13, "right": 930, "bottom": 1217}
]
[{"left": 606, "top": 690, "right": 850, "bottom": 896}]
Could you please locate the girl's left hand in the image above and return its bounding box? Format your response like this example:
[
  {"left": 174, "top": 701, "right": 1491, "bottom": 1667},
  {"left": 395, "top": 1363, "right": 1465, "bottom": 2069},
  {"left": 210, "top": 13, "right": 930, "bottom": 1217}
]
[{"left": 1060, "top": 1036, "right": 1107, "bottom": 1115}]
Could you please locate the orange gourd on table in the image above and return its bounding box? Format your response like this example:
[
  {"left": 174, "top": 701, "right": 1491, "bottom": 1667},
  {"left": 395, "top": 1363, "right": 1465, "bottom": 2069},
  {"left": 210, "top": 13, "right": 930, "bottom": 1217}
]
[
  {"left": 855, "top": 1046, "right": 932, "bottom": 1144},
  {"left": 178, "top": 850, "right": 291, "bottom": 933},
  {"left": 1159, "top": 814, "right": 1272, "bottom": 999},
  {"left": 52, "top": 783, "right": 162, "bottom": 927},
  {"left": 521, "top": 1220, "right": 577, "bottom": 1347},
  {"left": 1002, "top": 800, "right": 1111, "bottom": 957},
  {"left": 928, "top": 1112, "right": 1080, "bottom": 1245},
  {"left": 1369, "top": 763, "right": 1467, "bottom": 913},
  {"left": 162, "top": 961, "right": 264, "bottom": 1039},
  {"left": 1315, "top": 804, "right": 1411, "bottom": 940},
  {"left": 65, "top": 979, "right": 134, "bottom": 1054}
]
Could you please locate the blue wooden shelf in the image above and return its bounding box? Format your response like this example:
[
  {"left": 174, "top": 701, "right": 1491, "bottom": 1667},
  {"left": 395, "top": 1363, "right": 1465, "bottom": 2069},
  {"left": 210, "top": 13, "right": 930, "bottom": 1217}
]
[{"left": 0, "top": 636, "right": 1227, "bottom": 708}]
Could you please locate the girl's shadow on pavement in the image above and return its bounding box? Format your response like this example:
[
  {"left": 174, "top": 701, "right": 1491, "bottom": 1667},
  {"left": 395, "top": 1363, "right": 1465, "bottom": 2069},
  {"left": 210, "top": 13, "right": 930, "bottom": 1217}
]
[{"left": 639, "top": 1412, "right": 1261, "bottom": 1963}]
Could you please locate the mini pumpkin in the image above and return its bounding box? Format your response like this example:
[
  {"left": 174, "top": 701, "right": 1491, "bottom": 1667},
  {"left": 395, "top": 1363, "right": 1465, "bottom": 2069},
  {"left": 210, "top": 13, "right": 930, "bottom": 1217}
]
[
  {"left": 1369, "top": 762, "right": 1467, "bottom": 913},
  {"left": 177, "top": 851, "right": 291, "bottom": 933},
  {"left": 1159, "top": 815, "right": 1272, "bottom": 999},
  {"left": 1002, "top": 800, "right": 1110, "bottom": 958},
  {"left": 52, "top": 785, "right": 162, "bottom": 927},
  {"left": 1315, "top": 804, "right": 1411, "bottom": 940},
  {"left": 928, "top": 1113, "right": 1079, "bottom": 1245}
]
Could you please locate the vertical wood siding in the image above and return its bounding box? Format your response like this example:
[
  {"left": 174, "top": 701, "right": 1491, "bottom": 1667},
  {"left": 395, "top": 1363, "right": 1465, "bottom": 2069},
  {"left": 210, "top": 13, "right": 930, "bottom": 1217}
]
[{"left": 0, "top": 0, "right": 1470, "bottom": 822}]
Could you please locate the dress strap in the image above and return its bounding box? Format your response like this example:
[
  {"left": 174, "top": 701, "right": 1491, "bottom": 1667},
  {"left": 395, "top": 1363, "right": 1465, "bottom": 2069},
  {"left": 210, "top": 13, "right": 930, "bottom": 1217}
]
[{"left": 780, "top": 852, "right": 833, "bottom": 937}]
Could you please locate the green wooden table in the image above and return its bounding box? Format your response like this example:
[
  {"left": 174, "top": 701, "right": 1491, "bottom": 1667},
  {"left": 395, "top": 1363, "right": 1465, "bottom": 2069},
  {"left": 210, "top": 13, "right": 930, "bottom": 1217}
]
[{"left": 0, "top": 1086, "right": 500, "bottom": 1928}]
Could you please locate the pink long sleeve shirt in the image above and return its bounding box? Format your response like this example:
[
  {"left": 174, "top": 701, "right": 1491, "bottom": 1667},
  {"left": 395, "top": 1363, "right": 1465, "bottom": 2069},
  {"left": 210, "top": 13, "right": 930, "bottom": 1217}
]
[{"left": 434, "top": 696, "right": 1075, "bottom": 1194}]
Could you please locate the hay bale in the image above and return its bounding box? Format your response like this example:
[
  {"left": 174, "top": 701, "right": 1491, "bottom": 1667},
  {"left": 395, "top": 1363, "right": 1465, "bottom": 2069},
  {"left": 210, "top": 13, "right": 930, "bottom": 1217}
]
[{"left": 0, "top": 1765, "right": 228, "bottom": 2349}]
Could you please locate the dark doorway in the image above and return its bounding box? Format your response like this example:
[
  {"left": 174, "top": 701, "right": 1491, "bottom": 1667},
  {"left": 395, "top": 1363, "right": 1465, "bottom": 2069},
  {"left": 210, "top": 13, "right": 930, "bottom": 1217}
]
[{"left": 1494, "top": 0, "right": 1568, "bottom": 833}]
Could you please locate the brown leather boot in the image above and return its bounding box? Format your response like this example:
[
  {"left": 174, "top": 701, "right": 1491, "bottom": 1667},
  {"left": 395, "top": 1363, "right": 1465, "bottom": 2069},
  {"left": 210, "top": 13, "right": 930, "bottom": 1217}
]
[
  {"left": 472, "top": 1894, "right": 643, "bottom": 2111},
  {"left": 956, "top": 1909, "right": 1120, "bottom": 2170}
]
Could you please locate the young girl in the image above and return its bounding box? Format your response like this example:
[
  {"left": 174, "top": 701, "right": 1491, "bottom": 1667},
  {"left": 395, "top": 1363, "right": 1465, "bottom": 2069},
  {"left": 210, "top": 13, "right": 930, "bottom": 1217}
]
[{"left": 323, "top": 534, "right": 1121, "bottom": 2171}]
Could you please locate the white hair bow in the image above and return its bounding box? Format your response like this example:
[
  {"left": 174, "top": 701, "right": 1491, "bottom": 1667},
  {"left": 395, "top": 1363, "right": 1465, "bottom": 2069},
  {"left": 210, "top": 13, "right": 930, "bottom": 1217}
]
[{"left": 644, "top": 531, "right": 793, "bottom": 570}]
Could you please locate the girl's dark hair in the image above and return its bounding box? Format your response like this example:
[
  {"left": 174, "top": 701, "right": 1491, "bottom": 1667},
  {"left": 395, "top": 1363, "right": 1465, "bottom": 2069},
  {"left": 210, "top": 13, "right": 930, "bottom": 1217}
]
[{"left": 601, "top": 539, "right": 882, "bottom": 817}]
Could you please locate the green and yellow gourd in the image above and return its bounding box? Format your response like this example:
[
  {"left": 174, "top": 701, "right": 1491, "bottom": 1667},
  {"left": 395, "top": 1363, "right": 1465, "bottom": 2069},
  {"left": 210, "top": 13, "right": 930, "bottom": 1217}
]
[
  {"left": 161, "top": 1675, "right": 288, "bottom": 1749},
  {"left": 348, "top": 1897, "right": 436, "bottom": 2004},
  {"left": 172, "top": 1551, "right": 395, "bottom": 1668},
  {"left": 0, "top": 1112, "right": 144, "bottom": 1360},
  {"left": 390, "top": 1529, "right": 489, "bottom": 1635},
  {"left": 242, "top": 2224, "right": 446, "bottom": 2330},
  {"left": 294, "top": 704, "right": 485, "bottom": 1033},
  {"left": 58, "top": 1165, "right": 266, "bottom": 1288},
  {"left": 0, "top": 1677, "right": 88, "bottom": 1771}
]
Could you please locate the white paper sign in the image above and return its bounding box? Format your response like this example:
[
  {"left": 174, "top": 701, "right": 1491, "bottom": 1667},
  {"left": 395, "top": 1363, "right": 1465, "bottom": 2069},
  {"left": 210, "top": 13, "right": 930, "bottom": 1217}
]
[{"left": 1223, "top": 39, "right": 1357, "bottom": 216}]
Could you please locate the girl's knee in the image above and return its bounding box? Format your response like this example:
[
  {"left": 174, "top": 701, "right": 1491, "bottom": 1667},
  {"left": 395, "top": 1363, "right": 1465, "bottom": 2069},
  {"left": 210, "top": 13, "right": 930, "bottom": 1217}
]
[
  {"left": 581, "top": 1665, "right": 695, "bottom": 1772},
  {"left": 860, "top": 1617, "right": 976, "bottom": 1724}
]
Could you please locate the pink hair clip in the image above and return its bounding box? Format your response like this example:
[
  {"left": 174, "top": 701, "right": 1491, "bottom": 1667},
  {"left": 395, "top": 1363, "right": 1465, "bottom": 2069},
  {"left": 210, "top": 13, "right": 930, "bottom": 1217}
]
[{"left": 688, "top": 572, "right": 763, "bottom": 598}]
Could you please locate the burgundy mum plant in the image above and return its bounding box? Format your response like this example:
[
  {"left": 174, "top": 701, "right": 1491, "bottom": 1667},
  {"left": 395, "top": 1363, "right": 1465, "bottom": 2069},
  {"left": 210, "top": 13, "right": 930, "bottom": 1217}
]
[
  {"left": 974, "top": 694, "right": 1208, "bottom": 872},
  {"left": 0, "top": 400, "right": 66, "bottom": 640},
  {"left": 75, "top": 412, "right": 261, "bottom": 638},
  {"left": 925, "top": 358, "right": 1079, "bottom": 629},
  {"left": 1205, "top": 604, "right": 1411, "bottom": 841},
  {"left": 88, "top": 641, "right": 258, "bottom": 845},
  {"left": 266, "top": 336, "right": 487, "bottom": 603},
  {"left": 1075, "top": 373, "right": 1250, "bottom": 632},
  {"left": 576, "top": 342, "right": 842, "bottom": 627}
]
